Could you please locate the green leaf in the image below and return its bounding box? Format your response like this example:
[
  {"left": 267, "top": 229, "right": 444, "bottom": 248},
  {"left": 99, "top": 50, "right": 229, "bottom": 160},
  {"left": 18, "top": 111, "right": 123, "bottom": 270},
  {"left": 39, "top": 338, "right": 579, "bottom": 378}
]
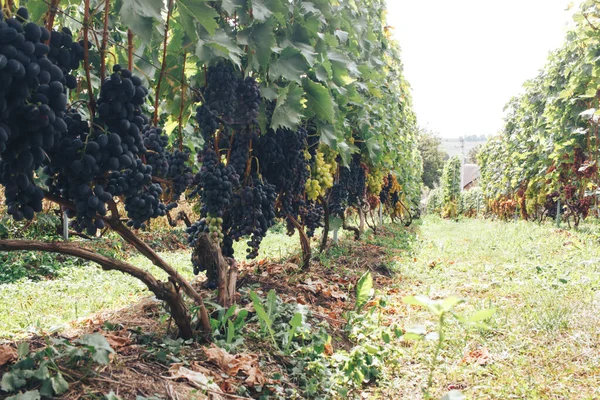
[
  {"left": 285, "top": 312, "right": 303, "bottom": 350},
  {"left": 39, "top": 378, "right": 53, "bottom": 397},
  {"left": 402, "top": 295, "right": 430, "bottom": 307},
  {"left": 441, "top": 296, "right": 464, "bottom": 312},
  {"left": 51, "top": 373, "right": 69, "bottom": 395},
  {"left": 177, "top": 0, "right": 219, "bottom": 36},
  {"left": 270, "top": 47, "right": 309, "bottom": 83},
  {"left": 222, "top": 0, "right": 246, "bottom": 15},
  {"left": 234, "top": 310, "right": 249, "bottom": 329},
  {"left": 6, "top": 390, "right": 41, "bottom": 400},
  {"left": 196, "top": 29, "right": 245, "bottom": 68},
  {"left": 226, "top": 319, "right": 235, "bottom": 344},
  {"left": 17, "top": 342, "right": 29, "bottom": 358},
  {"left": 468, "top": 308, "right": 496, "bottom": 323},
  {"left": 355, "top": 271, "right": 373, "bottom": 311},
  {"left": 119, "top": 0, "right": 163, "bottom": 42},
  {"left": 303, "top": 79, "right": 335, "bottom": 123},
  {"left": 271, "top": 83, "right": 306, "bottom": 130},
  {"left": 1, "top": 371, "right": 27, "bottom": 392},
  {"left": 249, "top": 291, "right": 276, "bottom": 345},
  {"left": 76, "top": 333, "right": 114, "bottom": 365},
  {"left": 245, "top": 19, "right": 276, "bottom": 69},
  {"left": 251, "top": 0, "right": 272, "bottom": 21},
  {"left": 266, "top": 289, "right": 277, "bottom": 320}
]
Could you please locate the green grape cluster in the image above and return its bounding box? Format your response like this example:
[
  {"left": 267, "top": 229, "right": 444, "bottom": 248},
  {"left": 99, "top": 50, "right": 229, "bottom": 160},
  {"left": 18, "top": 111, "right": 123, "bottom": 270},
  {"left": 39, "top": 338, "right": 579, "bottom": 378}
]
[{"left": 305, "top": 150, "right": 336, "bottom": 201}]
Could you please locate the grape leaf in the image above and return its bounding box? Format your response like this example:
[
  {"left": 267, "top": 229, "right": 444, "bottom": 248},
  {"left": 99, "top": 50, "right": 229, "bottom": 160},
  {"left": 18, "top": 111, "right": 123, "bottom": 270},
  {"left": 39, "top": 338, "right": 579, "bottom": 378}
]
[
  {"left": 177, "top": 0, "right": 219, "bottom": 36},
  {"left": 303, "top": 79, "right": 335, "bottom": 123},
  {"left": 271, "top": 83, "right": 306, "bottom": 131},
  {"left": 270, "top": 47, "right": 309, "bottom": 83},
  {"left": 119, "top": 0, "right": 164, "bottom": 42}
]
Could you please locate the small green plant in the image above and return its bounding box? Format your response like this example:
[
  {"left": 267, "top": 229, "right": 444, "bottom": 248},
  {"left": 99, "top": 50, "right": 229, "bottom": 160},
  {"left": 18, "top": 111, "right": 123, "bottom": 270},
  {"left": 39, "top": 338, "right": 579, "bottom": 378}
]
[
  {"left": 0, "top": 333, "right": 114, "bottom": 399},
  {"left": 209, "top": 304, "right": 248, "bottom": 350},
  {"left": 402, "top": 294, "right": 495, "bottom": 399}
]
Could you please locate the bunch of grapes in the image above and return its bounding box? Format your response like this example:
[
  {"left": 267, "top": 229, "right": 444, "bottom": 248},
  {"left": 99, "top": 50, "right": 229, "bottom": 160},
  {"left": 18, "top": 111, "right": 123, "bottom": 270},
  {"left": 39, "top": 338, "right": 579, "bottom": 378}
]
[
  {"left": 96, "top": 64, "right": 148, "bottom": 157},
  {"left": 305, "top": 148, "right": 336, "bottom": 201},
  {"left": 143, "top": 126, "right": 170, "bottom": 176},
  {"left": 344, "top": 154, "right": 366, "bottom": 207},
  {"left": 300, "top": 200, "right": 324, "bottom": 238},
  {"left": 165, "top": 149, "right": 194, "bottom": 200},
  {"left": 201, "top": 62, "right": 239, "bottom": 125},
  {"left": 0, "top": 7, "right": 83, "bottom": 221},
  {"left": 255, "top": 126, "right": 310, "bottom": 227},
  {"left": 229, "top": 178, "right": 277, "bottom": 259},
  {"left": 235, "top": 76, "right": 261, "bottom": 124},
  {"left": 328, "top": 183, "right": 347, "bottom": 218},
  {"left": 46, "top": 26, "right": 86, "bottom": 90},
  {"left": 366, "top": 167, "right": 385, "bottom": 196}
]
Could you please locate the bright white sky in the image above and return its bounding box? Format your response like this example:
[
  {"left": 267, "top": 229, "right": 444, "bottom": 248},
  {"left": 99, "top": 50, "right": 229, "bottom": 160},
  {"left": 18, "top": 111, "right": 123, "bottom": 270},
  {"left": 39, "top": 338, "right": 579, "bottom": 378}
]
[{"left": 385, "top": 0, "right": 579, "bottom": 138}]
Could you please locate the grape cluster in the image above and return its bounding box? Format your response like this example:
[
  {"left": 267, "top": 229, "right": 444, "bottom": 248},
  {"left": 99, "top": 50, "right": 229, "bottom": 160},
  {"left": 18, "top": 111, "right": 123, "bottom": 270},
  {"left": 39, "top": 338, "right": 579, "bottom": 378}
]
[
  {"left": 254, "top": 126, "right": 310, "bottom": 235},
  {"left": 193, "top": 146, "right": 239, "bottom": 216},
  {"left": 96, "top": 64, "right": 148, "bottom": 157},
  {"left": 142, "top": 126, "right": 194, "bottom": 201},
  {"left": 344, "top": 154, "right": 366, "bottom": 207},
  {"left": 47, "top": 26, "right": 86, "bottom": 90},
  {"left": 305, "top": 149, "right": 336, "bottom": 201},
  {"left": 143, "top": 126, "right": 169, "bottom": 176},
  {"left": 329, "top": 183, "right": 347, "bottom": 218},
  {"left": 201, "top": 63, "right": 239, "bottom": 124},
  {"left": 230, "top": 178, "right": 277, "bottom": 259},
  {"left": 0, "top": 8, "right": 81, "bottom": 221},
  {"left": 300, "top": 200, "right": 324, "bottom": 238},
  {"left": 165, "top": 149, "right": 194, "bottom": 200},
  {"left": 235, "top": 76, "right": 261, "bottom": 124}
]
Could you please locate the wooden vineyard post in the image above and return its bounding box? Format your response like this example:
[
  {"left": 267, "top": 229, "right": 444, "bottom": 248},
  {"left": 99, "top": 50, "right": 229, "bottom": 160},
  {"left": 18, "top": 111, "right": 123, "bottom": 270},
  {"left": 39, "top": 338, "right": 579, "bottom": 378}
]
[{"left": 556, "top": 199, "right": 561, "bottom": 227}]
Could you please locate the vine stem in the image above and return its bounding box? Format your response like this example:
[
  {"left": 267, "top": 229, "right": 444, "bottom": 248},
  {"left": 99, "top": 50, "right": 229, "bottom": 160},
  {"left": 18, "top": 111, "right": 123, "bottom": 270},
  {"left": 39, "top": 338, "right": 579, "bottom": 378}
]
[
  {"left": 154, "top": 0, "right": 174, "bottom": 126},
  {"left": 44, "top": 0, "right": 61, "bottom": 35},
  {"left": 82, "top": 0, "right": 96, "bottom": 117},
  {"left": 177, "top": 52, "right": 187, "bottom": 151},
  {"left": 424, "top": 313, "right": 446, "bottom": 399},
  {"left": 127, "top": 29, "right": 133, "bottom": 70},
  {"left": 99, "top": 0, "right": 111, "bottom": 81}
]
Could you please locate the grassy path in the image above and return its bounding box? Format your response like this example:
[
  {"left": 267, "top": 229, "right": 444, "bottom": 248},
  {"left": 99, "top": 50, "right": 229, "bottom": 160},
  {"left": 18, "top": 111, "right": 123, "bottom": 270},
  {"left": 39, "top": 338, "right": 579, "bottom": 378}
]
[{"left": 379, "top": 216, "right": 600, "bottom": 399}]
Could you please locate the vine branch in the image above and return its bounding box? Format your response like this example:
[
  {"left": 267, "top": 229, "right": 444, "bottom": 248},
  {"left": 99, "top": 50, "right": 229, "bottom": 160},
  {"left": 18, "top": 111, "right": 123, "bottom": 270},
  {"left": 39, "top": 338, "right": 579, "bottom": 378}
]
[{"left": 153, "top": 0, "right": 174, "bottom": 126}]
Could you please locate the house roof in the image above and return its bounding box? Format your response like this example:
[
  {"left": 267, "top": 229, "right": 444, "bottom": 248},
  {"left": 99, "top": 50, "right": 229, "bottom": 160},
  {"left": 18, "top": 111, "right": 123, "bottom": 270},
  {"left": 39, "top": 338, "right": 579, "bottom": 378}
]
[{"left": 463, "top": 163, "right": 480, "bottom": 187}]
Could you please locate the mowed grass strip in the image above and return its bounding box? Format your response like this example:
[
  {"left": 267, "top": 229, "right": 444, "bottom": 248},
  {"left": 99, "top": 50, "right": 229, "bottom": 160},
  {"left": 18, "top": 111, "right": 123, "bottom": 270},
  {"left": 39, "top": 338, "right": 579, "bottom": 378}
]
[{"left": 378, "top": 216, "right": 600, "bottom": 399}]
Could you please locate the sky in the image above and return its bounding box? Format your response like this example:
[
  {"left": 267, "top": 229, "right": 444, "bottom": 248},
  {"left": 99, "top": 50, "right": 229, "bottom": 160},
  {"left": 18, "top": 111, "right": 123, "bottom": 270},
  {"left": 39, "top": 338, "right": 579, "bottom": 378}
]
[{"left": 385, "top": 0, "right": 579, "bottom": 139}]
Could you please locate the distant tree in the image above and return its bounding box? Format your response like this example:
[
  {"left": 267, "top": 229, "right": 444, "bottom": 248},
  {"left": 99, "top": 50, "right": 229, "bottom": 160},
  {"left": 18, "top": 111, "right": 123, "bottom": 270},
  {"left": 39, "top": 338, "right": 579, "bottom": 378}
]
[
  {"left": 418, "top": 130, "right": 449, "bottom": 189},
  {"left": 467, "top": 144, "right": 483, "bottom": 164}
]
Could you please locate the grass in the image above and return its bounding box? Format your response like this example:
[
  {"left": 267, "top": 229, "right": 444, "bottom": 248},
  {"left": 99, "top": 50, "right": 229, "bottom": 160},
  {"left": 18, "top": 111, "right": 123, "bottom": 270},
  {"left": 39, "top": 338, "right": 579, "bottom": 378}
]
[
  {"left": 0, "top": 229, "right": 300, "bottom": 339},
  {"left": 375, "top": 216, "right": 600, "bottom": 399}
]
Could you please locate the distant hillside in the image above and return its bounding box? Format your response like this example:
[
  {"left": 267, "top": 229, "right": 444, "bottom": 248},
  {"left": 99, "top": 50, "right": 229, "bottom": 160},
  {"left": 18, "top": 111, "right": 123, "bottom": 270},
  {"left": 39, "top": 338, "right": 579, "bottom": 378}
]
[{"left": 440, "top": 138, "right": 487, "bottom": 160}]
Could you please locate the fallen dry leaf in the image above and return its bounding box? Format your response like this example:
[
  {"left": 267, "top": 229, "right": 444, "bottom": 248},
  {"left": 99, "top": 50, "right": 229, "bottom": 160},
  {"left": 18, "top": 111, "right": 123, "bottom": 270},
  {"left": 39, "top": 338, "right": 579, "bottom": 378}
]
[
  {"left": 204, "top": 344, "right": 236, "bottom": 372},
  {"left": 462, "top": 348, "right": 490, "bottom": 366},
  {"left": 103, "top": 332, "right": 131, "bottom": 349},
  {"left": 324, "top": 342, "right": 334, "bottom": 356},
  {"left": 0, "top": 345, "right": 17, "bottom": 367},
  {"left": 203, "top": 345, "right": 268, "bottom": 388},
  {"left": 166, "top": 363, "right": 223, "bottom": 399},
  {"left": 245, "top": 365, "right": 266, "bottom": 386}
]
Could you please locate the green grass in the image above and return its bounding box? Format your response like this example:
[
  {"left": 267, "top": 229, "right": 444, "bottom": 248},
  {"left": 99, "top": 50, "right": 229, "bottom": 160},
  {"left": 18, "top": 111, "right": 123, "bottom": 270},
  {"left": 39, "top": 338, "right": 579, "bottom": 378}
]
[
  {"left": 376, "top": 216, "right": 600, "bottom": 399},
  {"left": 0, "top": 229, "right": 299, "bottom": 339}
]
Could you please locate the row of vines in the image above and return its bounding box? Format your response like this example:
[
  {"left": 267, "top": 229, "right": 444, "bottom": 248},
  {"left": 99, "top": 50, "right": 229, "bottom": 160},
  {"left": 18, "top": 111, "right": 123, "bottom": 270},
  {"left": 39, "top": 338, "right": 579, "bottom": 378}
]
[
  {"left": 478, "top": 0, "right": 600, "bottom": 226},
  {"left": 0, "top": 0, "right": 422, "bottom": 340}
]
